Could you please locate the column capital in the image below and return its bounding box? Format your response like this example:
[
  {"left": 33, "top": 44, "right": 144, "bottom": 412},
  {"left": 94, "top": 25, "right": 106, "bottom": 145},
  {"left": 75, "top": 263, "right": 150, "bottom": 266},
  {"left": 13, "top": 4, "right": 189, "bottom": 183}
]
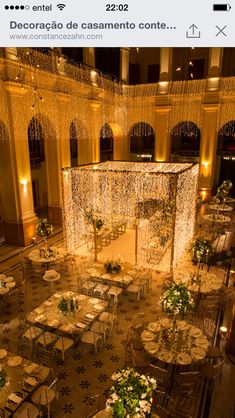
[
  {"left": 4, "top": 81, "right": 29, "bottom": 95},
  {"left": 89, "top": 99, "right": 101, "bottom": 110}
]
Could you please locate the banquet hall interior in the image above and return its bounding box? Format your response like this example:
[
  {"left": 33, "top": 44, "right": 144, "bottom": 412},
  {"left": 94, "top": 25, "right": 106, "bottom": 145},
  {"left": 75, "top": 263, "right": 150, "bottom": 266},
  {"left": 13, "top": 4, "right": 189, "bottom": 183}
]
[{"left": 0, "top": 46, "right": 235, "bottom": 418}]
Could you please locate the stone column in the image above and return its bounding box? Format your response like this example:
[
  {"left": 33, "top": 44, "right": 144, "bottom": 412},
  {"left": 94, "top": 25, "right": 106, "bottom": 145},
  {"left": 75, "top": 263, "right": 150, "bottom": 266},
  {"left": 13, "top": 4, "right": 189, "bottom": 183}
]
[
  {"left": 83, "top": 48, "right": 95, "bottom": 67},
  {"left": 5, "top": 48, "right": 18, "bottom": 61},
  {"left": 154, "top": 106, "right": 171, "bottom": 161},
  {"left": 120, "top": 48, "right": 130, "bottom": 83},
  {"left": 199, "top": 103, "right": 219, "bottom": 194},
  {"left": 2, "top": 82, "right": 38, "bottom": 246},
  {"left": 89, "top": 100, "right": 101, "bottom": 163},
  {"left": 159, "top": 48, "right": 173, "bottom": 82}
]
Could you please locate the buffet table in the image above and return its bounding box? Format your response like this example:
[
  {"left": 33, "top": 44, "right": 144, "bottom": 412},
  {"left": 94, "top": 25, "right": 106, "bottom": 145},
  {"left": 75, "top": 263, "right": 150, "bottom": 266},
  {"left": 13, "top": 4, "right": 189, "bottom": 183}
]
[{"left": 141, "top": 317, "right": 209, "bottom": 365}]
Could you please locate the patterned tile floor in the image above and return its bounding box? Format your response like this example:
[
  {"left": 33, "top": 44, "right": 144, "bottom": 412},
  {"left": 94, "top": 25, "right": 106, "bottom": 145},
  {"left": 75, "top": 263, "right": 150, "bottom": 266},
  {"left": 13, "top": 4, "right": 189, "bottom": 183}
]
[
  {"left": 0, "top": 260, "right": 165, "bottom": 418},
  {"left": 0, "top": 253, "right": 235, "bottom": 418}
]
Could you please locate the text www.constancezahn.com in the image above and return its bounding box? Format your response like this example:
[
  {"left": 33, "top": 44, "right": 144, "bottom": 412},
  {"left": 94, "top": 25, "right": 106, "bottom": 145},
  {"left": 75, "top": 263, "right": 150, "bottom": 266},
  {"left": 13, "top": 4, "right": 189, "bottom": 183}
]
[{"left": 9, "top": 33, "right": 103, "bottom": 40}]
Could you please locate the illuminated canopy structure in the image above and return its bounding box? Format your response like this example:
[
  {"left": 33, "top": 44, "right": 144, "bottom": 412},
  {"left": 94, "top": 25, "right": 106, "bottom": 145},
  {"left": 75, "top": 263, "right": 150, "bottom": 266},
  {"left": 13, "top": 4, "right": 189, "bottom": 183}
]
[{"left": 62, "top": 161, "right": 199, "bottom": 271}]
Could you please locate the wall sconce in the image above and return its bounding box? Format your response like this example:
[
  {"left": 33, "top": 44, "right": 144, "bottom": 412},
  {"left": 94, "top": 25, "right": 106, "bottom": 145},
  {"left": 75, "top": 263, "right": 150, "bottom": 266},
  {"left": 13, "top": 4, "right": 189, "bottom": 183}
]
[{"left": 20, "top": 179, "right": 29, "bottom": 192}]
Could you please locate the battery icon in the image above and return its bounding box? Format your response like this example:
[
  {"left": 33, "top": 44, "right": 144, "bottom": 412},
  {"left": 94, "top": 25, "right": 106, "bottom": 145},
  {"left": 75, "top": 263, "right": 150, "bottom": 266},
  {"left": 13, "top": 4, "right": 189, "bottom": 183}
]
[{"left": 213, "top": 4, "right": 231, "bottom": 10}]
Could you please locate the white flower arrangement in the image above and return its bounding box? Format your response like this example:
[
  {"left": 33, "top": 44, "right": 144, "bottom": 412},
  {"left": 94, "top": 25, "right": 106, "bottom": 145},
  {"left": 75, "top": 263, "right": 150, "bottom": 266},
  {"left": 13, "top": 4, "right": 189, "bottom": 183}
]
[
  {"left": 161, "top": 284, "right": 194, "bottom": 317},
  {"left": 106, "top": 368, "right": 157, "bottom": 417}
]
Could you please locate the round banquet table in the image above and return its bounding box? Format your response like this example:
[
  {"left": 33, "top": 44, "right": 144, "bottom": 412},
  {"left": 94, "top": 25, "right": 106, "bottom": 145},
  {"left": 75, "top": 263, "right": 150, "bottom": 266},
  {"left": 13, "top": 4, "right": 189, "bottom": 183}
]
[
  {"left": 209, "top": 204, "right": 233, "bottom": 212},
  {"left": 28, "top": 247, "right": 67, "bottom": 265},
  {"left": 173, "top": 271, "right": 223, "bottom": 294},
  {"left": 203, "top": 214, "right": 231, "bottom": 223},
  {"left": 141, "top": 317, "right": 209, "bottom": 365}
]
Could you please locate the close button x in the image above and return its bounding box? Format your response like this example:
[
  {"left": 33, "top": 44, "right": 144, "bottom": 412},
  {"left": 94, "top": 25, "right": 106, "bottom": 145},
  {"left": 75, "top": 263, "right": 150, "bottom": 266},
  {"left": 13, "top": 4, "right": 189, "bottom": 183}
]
[{"left": 215, "top": 25, "right": 227, "bottom": 36}]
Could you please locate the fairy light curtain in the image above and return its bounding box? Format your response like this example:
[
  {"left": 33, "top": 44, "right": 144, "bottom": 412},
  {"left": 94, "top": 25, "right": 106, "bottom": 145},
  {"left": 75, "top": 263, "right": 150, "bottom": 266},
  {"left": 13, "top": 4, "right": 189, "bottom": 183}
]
[
  {"left": 62, "top": 161, "right": 199, "bottom": 271},
  {"left": 218, "top": 78, "right": 235, "bottom": 137}
]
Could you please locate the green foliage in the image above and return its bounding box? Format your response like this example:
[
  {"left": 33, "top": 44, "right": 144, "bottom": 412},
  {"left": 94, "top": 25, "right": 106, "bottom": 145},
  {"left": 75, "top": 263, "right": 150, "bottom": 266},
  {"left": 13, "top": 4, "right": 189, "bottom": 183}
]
[
  {"left": 215, "top": 180, "right": 233, "bottom": 204},
  {"left": 104, "top": 260, "right": 121, "bottom": 274},
  {"left": 161, "top": 283, "right": 194, "bottom": 317},
  {"left": 106, "top": 368, "right": 157, "bottom": 417},
  {"left": 191, "top": 237, "right": 212, "bottom": 261},
  {"left": 36, "top": 218, "right": 53, "bottom": 238},
  {"left": 85, "top": 211, "right": 104, "bottom": 230}
]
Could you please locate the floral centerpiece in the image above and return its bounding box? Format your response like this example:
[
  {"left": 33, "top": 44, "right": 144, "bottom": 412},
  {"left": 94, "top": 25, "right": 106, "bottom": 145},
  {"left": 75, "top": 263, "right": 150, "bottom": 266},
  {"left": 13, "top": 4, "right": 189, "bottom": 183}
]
[
  {"left": 161, "top": 283, "right": 194, "bottom": 318},
  {"left": 106, "top": 368, "right": 157, "bottom": 417},
  {"left": 191, "top": 237, "right": 212, "bottom": 262},
  {"left": 85, "top": 211, "right": 104, "bottom": 230},
  {"left": 58, "top": 297, "right": 79, "bottom": 315},
  {"left": 36, "top": 218, "right": 53, "bottom": 250},
  {"left": 214, "top": 180, "right": 233, "bottom": 205},
  {"left": 104, "top": 259, "right": 121, "bottom": 274}
]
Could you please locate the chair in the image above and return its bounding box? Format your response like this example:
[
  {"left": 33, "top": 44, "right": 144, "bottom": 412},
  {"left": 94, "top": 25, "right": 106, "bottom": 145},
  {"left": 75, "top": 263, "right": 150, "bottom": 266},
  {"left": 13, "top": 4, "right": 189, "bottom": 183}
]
[
  {"left": 202, "top": 318, "right": 216, "bottom": 340},
  {"left": 98, "top": 311, "right": 117, "bottom": 333},
  {"left": 80, "top": 330, "right": 102, "bottom": 354},
  {"left": 23, "top": 326, "right": 43, "bottom": 343},
  {"left": 127, "top": 278, "right": 145, "bottom": 301},
  {"left": 199, "top": 358, "right": 224, "bottom": 382},
  {"left": 83, "top": 394, "right": 106, "bottom": 418},
  {"left": 31, "top": 378, "right": 58, "bottom": 418},
  {"left": 37, "top": 346, "right": 53, "bottom": 368},
  {"left": 70, "top": 281, "right": 81, "bottom": 293},
  {"left": 53, "top": 336, "right": 74, "bottom": 361},
  {"left": 148, "top": 363, "right": 172, "bottom": 391},
  {"left": 94, "top": 284, "right": 109, "bottom": 300},
  {"left": 90, "top": 321, "right": 110, "bottom": 343},
  {"left": 174, "top": 371, "right": 200, "bottom": 396},
  {"left": 37, "top": 332, "right": 57, "bottom": 347},
  {"left": 108, "top": 286, "right": 123, "bottom": 304},
  {"left": 12, "top": 402, "right": 40, "bottom": 418},
  {"left": 130, "top": 312, "right": 145, "bottom": 335},
  {"left": 129, "top": 344, "right": 149, "bottom": 372}
]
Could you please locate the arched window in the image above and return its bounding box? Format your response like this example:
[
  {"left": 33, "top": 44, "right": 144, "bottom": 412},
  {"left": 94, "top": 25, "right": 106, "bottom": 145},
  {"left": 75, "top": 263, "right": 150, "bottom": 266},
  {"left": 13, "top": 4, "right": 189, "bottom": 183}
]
[
  {"left": 70, "top": 121, "right": 78, "bottom": 167},
  {"left": 217, "top": 121, "right": 235, "bottom": 155},
  {"left": 171, "top": 121, "right": 200, "bottom": 160},
  {"left": 217, "top": 121, "right": 235, "bottom": 195},
  {"left": 129, "top": 122, "right": 155, "bottom": 157},
  {"left": 28, "top": 117, "right": 45, "bottom": 167},
  {"left": 100, "top": 123, "right": 114, "bottom": 162}
]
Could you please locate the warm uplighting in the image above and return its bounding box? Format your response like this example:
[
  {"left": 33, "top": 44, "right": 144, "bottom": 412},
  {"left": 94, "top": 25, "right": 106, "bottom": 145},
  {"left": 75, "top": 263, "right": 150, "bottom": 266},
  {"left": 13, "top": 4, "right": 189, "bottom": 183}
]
[
  {"left": 219, "top": 326, "right": 228, "bottom": 335},
  {"left": 200, "top": 189, "right": 209, "bottom": 202},
  {"left": 90, "top": 70, "right": 98, "bottom": 86},
  {"left": 62, "top": 162, "right": 199, "bottom": 271},
  {"left": 202, "top": 161, "right": 209, "bottom": 169}
]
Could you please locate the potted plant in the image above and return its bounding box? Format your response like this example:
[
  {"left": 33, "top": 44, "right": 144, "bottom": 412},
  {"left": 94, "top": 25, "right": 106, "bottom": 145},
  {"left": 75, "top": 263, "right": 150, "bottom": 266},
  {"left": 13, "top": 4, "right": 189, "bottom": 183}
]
[{"left": 106, "top": 367, "right": 157, "bottom": 417}]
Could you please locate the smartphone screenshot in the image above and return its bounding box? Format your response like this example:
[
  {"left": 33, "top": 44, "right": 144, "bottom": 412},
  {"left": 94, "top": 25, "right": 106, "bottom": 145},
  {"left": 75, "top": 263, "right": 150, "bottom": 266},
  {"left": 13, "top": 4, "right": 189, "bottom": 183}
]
[{"left": 0, "top": 1, "right": 234, "bottom": 418}]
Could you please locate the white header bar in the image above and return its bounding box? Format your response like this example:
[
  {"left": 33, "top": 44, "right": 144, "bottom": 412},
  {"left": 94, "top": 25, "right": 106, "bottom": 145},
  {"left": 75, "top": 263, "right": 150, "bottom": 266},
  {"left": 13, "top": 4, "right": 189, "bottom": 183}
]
[{"left": 1, "top": 0, "right": 234, "bottom": 46}]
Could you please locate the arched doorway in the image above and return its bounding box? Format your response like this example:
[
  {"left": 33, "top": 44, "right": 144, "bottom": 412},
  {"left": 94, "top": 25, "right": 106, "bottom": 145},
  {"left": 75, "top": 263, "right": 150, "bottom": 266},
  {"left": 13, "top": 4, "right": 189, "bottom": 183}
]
[
  {"left": 69, "top": 121, "right": 78, "bottom": 167},
  {"left": 69, "top": 119, "right": 88, "bottom": 165},
  {"left": 28, "top": 116, "right": 48, "bottom": 217},
  {"left": 129, "top": 122, "right": 155, "bottom": 161},
  {"left": 170, "top": 121, "right": 200, "bottom": 162},
  {"left": 0, "top": 121, "right": 9, "bottom": 243},
  {"left": 217, "top": 121, "right": 235, "bottom": 195},
  {"left": 100, "top": 123, "right": 114, "bottom": 162}
]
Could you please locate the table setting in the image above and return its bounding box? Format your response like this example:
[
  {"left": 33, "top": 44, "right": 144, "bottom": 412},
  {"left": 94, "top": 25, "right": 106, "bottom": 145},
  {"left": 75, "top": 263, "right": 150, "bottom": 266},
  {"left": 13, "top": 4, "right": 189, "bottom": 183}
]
[
  {"left": 173, "top": 271, "right": 223, "bottom": 294},
  {"left": 141, "top": 317, "right": 209, "bottom": 365},
  {"left": 208, "top": 203, "right": 233, "bottom": 212},
  {"left": 26, "top": 291, "right": 107, "bottom": 339},
  {"left": 203, "top": 213, "right": 231, "bottom": 223},
  {"left": 86, "top": 260, "right": 134, "bottom": 288},
  {"left": 0, "top": 350, "right": 47, "bottom": 413},
  {"left": 28, "top": 246, "right": 67, "bottom": 264},
  {"left": 0, "top": 275, "right": 16, "bottom": 296}
]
